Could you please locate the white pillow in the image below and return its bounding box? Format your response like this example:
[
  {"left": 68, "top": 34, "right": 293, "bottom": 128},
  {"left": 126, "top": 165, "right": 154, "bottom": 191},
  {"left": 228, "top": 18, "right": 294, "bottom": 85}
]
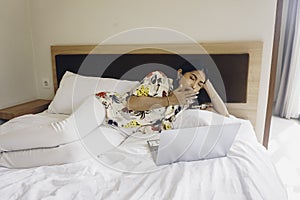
[
  {"left": 173, "top": 109, "right": 236, "bottom": 129},
  {"left": 48, "top": 71, "right": 139, "bottom": 114}
]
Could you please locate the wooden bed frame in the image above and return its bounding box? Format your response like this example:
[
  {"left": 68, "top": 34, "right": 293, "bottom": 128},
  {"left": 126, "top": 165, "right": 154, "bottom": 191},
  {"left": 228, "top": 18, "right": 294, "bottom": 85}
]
[{"left": 50, "top": 42, "right": 263, "bottom": 142}]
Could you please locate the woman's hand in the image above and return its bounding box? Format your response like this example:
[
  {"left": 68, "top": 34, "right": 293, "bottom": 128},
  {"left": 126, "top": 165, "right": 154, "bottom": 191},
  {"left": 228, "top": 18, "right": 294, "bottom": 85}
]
[
  {"left": 201, "top": 80, "right": 230, "bottom": 117},
  {"left": 168, "top": 86, "right": 198, "bottom": 106}
]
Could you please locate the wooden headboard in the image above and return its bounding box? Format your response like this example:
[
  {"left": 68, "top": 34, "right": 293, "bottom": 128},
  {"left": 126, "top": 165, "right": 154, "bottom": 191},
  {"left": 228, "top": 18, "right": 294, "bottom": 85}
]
[{"left": 51, "top": 42, "right": 263, "bottom": 139}]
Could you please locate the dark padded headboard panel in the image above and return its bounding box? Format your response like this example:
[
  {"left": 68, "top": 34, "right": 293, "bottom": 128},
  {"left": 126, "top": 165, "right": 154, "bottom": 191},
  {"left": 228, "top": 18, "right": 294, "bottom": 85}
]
[{"left": 55, "top": 53, "right": 249, "bottom": 103}]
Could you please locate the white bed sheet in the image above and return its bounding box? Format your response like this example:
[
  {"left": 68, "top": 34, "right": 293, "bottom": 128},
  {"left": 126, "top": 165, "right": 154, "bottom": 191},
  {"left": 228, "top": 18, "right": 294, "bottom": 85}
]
[{"left": 0, "top": 111, "right": 287, "bottom": 200}]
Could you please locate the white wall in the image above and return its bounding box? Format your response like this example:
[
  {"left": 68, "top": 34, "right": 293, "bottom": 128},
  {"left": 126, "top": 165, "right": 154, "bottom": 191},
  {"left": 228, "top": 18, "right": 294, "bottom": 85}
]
[
  {"left": 0, "top": 0, "right": 37, "bottom": 109},
  {"left": 27, "top": 0, "right": 277, "bottom": 142}
]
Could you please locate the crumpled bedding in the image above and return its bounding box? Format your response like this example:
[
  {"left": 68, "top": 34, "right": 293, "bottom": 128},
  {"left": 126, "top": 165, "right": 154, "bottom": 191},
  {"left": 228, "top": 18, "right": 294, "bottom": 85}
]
[{"left": 0, "top": 112, "right": 287, "bottom": 200}]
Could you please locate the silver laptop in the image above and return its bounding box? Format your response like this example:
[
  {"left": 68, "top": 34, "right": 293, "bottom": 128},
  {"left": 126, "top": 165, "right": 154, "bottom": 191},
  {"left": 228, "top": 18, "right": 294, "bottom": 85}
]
[{"left": 147, "top": 123, "right": 241, "bottom": 166}]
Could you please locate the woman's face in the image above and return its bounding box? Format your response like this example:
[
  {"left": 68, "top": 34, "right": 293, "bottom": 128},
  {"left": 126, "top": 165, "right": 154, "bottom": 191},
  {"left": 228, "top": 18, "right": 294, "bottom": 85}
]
[{"left": 179, "top": 70, "right": 206, "bottom": 92}]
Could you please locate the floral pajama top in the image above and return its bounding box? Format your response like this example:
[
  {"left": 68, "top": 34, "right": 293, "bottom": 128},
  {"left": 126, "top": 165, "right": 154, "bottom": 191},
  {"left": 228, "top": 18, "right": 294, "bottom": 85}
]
[{"left": 95, "top": 71, "right": 186, "bottom": 135}]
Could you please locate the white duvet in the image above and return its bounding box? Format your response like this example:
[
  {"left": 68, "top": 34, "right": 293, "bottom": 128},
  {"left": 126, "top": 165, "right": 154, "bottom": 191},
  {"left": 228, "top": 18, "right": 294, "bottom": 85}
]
[{"left": 0, "top": 112, "right": 287, "bottom": 200}]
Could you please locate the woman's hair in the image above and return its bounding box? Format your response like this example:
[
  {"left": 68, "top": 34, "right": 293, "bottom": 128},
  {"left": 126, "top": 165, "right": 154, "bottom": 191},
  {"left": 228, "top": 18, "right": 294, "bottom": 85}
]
[
  {"left": 176, "top": 61, "right": 211, "bottom": 105},
  {"left": 179, "top": 63, "right": 208, "bottom": 82}
]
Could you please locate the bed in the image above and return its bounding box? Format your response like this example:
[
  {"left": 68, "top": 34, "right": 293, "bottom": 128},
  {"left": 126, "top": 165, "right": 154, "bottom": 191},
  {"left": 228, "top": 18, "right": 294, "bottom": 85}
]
[{"left": 0, "top": 42, "right": 287, "bottom": 199}]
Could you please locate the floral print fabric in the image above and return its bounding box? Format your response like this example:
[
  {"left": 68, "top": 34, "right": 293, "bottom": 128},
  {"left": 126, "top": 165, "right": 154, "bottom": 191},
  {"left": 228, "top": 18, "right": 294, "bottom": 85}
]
[{"left": 95, "top": 71, "right": 186, "bottom": 134}]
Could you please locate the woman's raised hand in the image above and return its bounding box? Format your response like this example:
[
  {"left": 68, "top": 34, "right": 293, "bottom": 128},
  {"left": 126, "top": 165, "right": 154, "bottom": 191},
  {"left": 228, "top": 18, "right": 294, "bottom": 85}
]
[{"left": 168, "top": 86, "right": 198, "bottom": 106}]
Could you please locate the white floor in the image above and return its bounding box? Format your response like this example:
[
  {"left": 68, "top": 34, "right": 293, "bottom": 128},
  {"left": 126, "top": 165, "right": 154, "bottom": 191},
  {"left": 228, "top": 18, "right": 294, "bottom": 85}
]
[{"left": 268, "top": 116, "right": 300, "bottom": 200}]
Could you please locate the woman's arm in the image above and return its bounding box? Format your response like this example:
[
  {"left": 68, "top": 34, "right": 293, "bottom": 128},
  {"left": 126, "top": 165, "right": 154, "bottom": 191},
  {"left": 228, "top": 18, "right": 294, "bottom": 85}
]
[
  {"left": 127, "top": 87, "right": 198, "bottom": 111},
  {"left": 203, "top": 80, "right": 230, "bottom": 117},
  {"left": 127, "top": 96, "right": 168, "bottom": 111}
]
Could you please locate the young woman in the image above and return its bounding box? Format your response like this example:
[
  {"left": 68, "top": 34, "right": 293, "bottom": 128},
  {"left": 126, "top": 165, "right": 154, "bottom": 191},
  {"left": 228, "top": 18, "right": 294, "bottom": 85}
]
[
  {"left": 96, "top": 69, "right": 229, "bottom": 135},
  {"left": 0, "top": 68, "right": 229, "bottom": 168}
]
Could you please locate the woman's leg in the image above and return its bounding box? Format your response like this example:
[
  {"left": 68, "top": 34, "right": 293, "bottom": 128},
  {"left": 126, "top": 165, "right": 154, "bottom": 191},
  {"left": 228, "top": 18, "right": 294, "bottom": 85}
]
[{"left": 0, "top": 95, "right": 105, "bottom": 152}]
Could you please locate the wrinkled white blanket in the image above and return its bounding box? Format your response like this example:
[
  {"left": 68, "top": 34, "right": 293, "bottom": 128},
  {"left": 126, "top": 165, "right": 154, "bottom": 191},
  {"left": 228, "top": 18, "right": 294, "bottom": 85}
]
[{"left": 0, "top": 112, "right": 287, "bottom": 200}]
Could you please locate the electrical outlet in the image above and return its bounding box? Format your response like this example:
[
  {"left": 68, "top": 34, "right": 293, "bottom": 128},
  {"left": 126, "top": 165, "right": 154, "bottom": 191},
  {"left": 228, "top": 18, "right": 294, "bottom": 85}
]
[{"left": 42, "top": 78, "right": 50, "bottom": 88}]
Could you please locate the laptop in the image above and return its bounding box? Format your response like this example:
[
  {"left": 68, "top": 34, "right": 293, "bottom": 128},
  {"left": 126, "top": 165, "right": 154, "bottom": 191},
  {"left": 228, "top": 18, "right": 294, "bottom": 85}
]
[{"left": 147, "top": 123, "right": 241, "bottom": 166}]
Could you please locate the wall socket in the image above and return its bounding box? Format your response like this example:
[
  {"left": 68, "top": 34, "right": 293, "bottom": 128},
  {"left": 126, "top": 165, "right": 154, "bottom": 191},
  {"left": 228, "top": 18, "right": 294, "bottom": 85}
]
[{"left": 42, "top": 78, "right": 50, "bottom": 88}]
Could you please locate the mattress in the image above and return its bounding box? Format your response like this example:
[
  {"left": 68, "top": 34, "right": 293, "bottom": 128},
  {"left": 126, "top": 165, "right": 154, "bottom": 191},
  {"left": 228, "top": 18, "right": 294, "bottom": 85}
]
[{"left": 0, "top": 111, "right": 287, "bottom": 200}]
